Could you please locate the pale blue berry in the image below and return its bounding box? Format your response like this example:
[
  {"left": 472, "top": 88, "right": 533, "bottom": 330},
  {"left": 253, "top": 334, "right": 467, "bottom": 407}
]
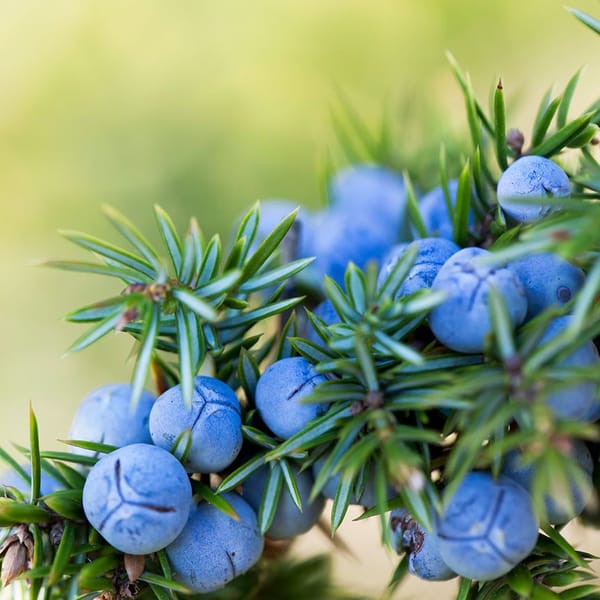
[
  {"left": 377, "top": 238, "right": 460, "bottom": 298},
  {"left": 310, "top": 209, "right": 399, "bottom": 287},
  {"left": 376, "top": 243, "right": 409, "bottom": 289},
  {"left": 68, "top": 383, "right": 155, "bottom": 456},
  {"left": 329, "top": 164, "right": 409, "bottom": 240},
  {"left": 246, "top": 200, "right": 319, "bottom": 291},
  {"left": 255, "top": 357, "right": 327, "bottom": 439},
  {"left": 149, "top": 376, "right": 242, "bottom": 473},
  {"left": 305, "top": 299, "right": 339, "bottom": 345},
  {"left": 166, "top": 493, "right": 263, "bottom": 593},
  {"left": 497, "top": 156, "right": 570, "bottom": 223},
  {"left": 429, "top": 247, "right": 527, "bottom": 353},
  {"left": 82, "top": 444, "right": 192, "bottom": 555},
  {"left": 390, "top": 509, "right": 456, "bottom": 581},
  {"left": 305, "top": 164, "right": 409, "bottom": 287},
  {"left": 436, "top": 472, "right": 539, "bottom": 581},
  {"left": 251, "top": 200, "right": 315, "bottom": 258},
  {"left": 416, "top": 180, "right": 475, "bottom": 240},
  {"left": 537, "top": 316, "right": 599, "bottom": 420},
  {"left": 242, "top": 463, "right": 324, "bottom": 539},
  {"left": 502, "top": 440, "right": 593, "bottom": 525},
  {"left": 507, "top": 253, "right": 585, "bottom": 320}
]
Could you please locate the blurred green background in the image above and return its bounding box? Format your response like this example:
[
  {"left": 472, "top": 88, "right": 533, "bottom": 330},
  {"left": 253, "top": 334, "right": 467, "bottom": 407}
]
[{"left": 1, "top": 1, "right": 600, "bottom": 597}]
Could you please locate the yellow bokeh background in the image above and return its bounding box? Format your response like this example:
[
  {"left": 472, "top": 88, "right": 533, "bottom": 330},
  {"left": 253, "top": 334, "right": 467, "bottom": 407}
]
[{"left": 1, "top": 1, "right": 600, "bottom": 597}]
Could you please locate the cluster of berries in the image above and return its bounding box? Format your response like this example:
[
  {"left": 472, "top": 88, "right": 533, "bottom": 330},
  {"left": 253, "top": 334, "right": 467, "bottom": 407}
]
[
  {"left": 71, "top": 368, "right": 332, "bottom": 593},
  {"left": 389, "top": 445, "right": 593, "bottom": 583},
  {"left": 2, "top": 153, "right": 597, "bottom": 595},
  {"left": 254, "top": 154, "right": 598, "bottom": 582},
  {"left": 0, "top": 358, "right": 335, "bottom": 593}
]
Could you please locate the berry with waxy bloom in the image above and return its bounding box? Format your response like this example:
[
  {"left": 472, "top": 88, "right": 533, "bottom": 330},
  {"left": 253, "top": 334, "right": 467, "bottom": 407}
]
[
  {"left": 82, "top": 444, "right": 192, "bottom": 555},
  {"left": 149, "top": 376, "right": 242, "bottom": 473}
]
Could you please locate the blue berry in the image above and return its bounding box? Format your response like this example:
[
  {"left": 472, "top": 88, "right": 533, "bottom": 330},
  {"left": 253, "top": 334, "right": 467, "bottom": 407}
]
[
  {"left": 435, "top": 471, "right": 539, "bottom": 581},
  {"left": 501, "top": 440, "right": 593, "bottom": 525},
  {"left": 390, "top": 509, "right": 456, "bottom": 581},
  {"left": 68, "top": 383, "right": 155, "bottom": 456},
  {"left": 537, "top": 316, "right": 599, "bottom": 420},
  {"left": 252, "top": 200, "right": 315, "bottom": 257},
  {"left": 166, "top": 493, "right": 263, "bottom": 593},
  {"left": 305, "top": 299, "right": 339, "bottom": 345},
  {"left": 255, "top": 357, "right": 328, "bottom": 439},
  {"left": 507, "top": 253, "right": 585, "bottom": 320},
  {"left": 328, "top": 164, "right": 409, "bottom": 240},
  {"left": 377, "top": 238, "right": 459, "bottom": 299},
  {"left": 247, "top": 200, "right": 319, "bottom": 291},
  {"left": 302, "top": 164, "right": 410, "bottom": 287},
  {"left": 376, "top": 243, "right": 409, "bottom": 287},
  {"left": 429, "top": 247, "right": 527, "bottom": 353},
  {"left": 309, "top": 209, "right": 399, "bottom": 287},
  {"left": 254, "top": 199, "right": 297, "bottom": 240},
  {"left": 416, "top": 180, "right": 474, "bottom": 240},
  {"left": 82, "top": 444, "right": 192, "bottom": 555},
  {"left": 149, "top": 376, "right": 242, "bottom": 473},
  {"left": 242, "top": 463, "right": 325, "bottom": 539},
  {"left": 497, "top": 156, "right": 570, "bottom": 223}
]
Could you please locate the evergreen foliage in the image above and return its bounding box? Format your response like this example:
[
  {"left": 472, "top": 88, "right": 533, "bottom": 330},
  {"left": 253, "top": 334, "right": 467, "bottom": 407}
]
[{"left": 2, "top": 6, "right": 600, "bottom": 599}]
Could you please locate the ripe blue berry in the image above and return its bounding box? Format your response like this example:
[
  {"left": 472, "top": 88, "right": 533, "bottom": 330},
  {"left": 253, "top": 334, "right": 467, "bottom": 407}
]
[
  {"left": 429, "top": 247, "right": 527, "bottom": 353},
  {"left": 507, "top": 253, "right": 585, "bottom": 320},
  {"left": 245, "top": 199, "right": 321, "bottom": 291},
  {"left": 68, "top": 383, "right": 155, "bottom": 456},
  {"left": 328, "top": 164, "right": 409, "bottom": 240},
  {"left": 305, "top": 299, "right": 339, "bottom": 345},
  {"left": 497, "top": 155, "right": 570, "bottom": 223},
  {"left": 242, "top": 463, "right": 325, "bottom": 539},
  {"left": 416, "top": 180, "right": 474, "bottom": 240},
  {"left": 166, "top": 493, "right": 263, "bottom": 593},
  {"left": 149, "top": 376, "right": 242, "bottom": 473},
  {"left": 82, "top": 444, "right": 192, "bottom": 555},
  {"left": 304, "top": 164, "right": 410, "bottom": 287},
  {"left": 501, "top": 440, "right": 593, "bottom": 525},
  {"left": 376, "top": 243, "right": 408, "bottom": 287},
  {"left": 390, "top": 509, "right": 456, "bottom": 581},
  {"left": 251, "top": 199, "right": 315, "bottom": 256},
  {"left": 254, "top": 199, "right": 297, "bottom": 240},
  {"left": 377, "top": 238, "right": 459, "bottom": 298},
  {"left": 436, "top": 472, "right": 539, "bottom": 581},
  {"left": 255, "top": 357, "right": 328, "bottom": 439},
  {"left": 309, "top": 209, "right": 399, "bottom": 287},
  {"left": 538, "top": 315, "right": 599, "bottom": 420}
]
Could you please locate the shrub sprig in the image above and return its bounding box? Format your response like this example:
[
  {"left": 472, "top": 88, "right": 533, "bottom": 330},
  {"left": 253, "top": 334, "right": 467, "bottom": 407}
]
[{"left": 2, "top": 6, "right": 600, "bottom": 599}]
